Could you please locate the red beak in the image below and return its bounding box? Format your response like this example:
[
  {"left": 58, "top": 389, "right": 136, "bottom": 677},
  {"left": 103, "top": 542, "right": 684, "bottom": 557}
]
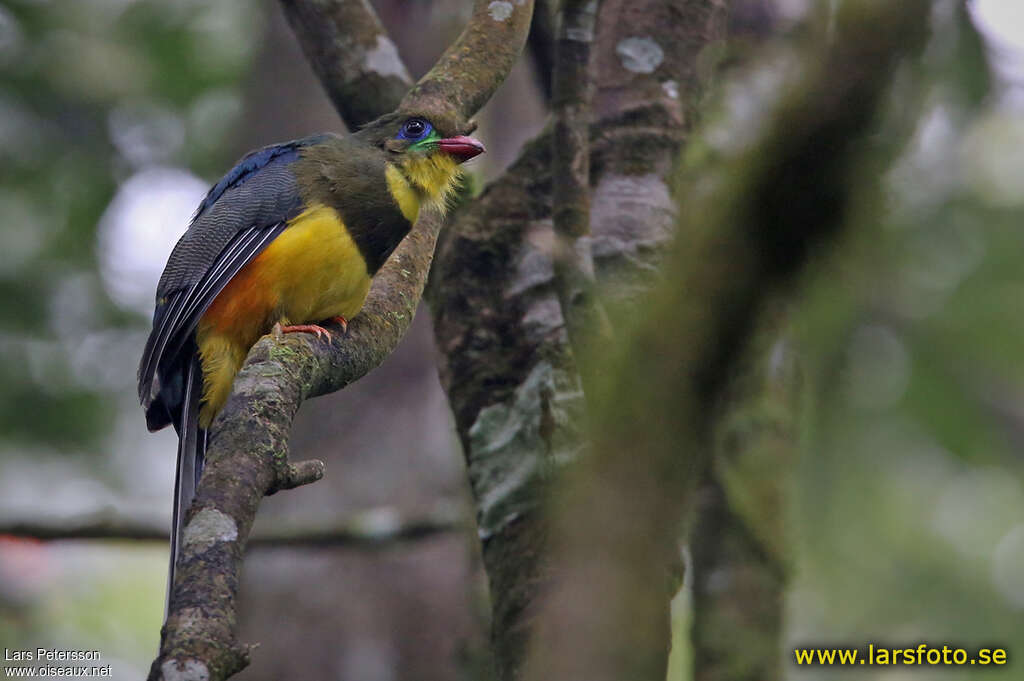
[{"left": 438, "top": 136, "right": 485, "bottom": 163}]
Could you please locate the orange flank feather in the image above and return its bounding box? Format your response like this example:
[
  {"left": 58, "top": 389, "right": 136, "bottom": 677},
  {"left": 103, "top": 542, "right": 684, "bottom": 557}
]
[{"left": 194, "top": 203, "right": 371, "bottom": 427}]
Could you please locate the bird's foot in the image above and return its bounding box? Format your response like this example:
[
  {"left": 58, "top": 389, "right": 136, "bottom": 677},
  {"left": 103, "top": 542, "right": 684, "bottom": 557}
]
[
  {"left": 276, "top": 322, "right": 332, "bottom": 342},
  {"left": 271, "top": 316, "right": 348, "bottom": 343}
]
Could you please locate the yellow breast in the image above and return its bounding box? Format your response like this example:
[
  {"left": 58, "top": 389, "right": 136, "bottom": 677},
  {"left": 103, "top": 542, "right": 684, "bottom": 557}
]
[
  {"left": 263, "top": 203, "right": 372, "bottom": 324},
  {"left": 195, "top": 203, "right": 371, "bottom": 426}
]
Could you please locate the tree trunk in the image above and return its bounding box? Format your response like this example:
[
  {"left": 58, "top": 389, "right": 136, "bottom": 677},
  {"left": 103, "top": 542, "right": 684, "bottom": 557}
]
[{"left": 428, "top": 1, "right": 730, "bottom": 677}]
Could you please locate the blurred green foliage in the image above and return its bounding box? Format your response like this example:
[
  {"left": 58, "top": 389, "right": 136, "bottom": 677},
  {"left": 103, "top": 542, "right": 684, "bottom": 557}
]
[
  {"left": 664, "top": 3, "right": 1023, "bottom": 679},
  {"left": 0, "top": 0, "right": 260, "bottom": 450},
  {"left": 787, "top": 5, "right": 1024, "bottom": 679},
  {"left": 0, "top": 0, "right": 264, "bottom": 673},
  {"left": 0, "top": 540, "right": 164, "bottom": 675}
]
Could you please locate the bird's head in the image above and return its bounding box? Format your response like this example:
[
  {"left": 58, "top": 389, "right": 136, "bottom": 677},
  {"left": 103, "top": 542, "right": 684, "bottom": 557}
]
[
  {"left": 355, "top": 111, "right": 485, "bottom": 216},
  {"left": 385, "top": 116, "right": 485, "bottom": 163}
]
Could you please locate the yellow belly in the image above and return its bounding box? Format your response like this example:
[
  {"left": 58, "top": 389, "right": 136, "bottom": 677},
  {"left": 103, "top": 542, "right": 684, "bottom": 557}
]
[
  {"left": 195, "top": 203, "right": 371, "bottom": 426},
  {"left": 261, "top": 204, "right": 372, "bottom": 324}
]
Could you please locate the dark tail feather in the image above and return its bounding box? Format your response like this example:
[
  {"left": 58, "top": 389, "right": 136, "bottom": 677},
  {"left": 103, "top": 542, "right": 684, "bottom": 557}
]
[{"left": 166, "top": 356, "right": 207, "bottom": 618}]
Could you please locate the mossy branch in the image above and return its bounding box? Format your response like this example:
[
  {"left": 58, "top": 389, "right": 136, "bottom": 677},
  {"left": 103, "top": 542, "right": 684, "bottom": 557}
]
[
  {"left": 278, "top": 0, "right": 412, "bottom": 128},
  {"left": 150, "top": 1, "right": 534, "bottom": 678},
  {"left": 399, "top": 0, "right": 535, "bottom": 124}
]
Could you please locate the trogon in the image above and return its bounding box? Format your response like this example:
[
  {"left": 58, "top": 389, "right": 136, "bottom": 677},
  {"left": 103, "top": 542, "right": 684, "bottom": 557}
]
[{"left": 137, "top": 111, "right": 484, "bottom": 600}]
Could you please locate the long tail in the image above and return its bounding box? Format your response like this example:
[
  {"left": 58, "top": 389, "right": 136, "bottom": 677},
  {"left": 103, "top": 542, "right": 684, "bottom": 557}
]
[{"left": 166, "top": 356, "right": 207, "bottom": 618}]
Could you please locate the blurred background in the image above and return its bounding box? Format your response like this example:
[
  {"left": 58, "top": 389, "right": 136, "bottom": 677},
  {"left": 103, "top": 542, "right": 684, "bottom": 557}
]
[{"left": 0, "top": 0, "right": 1022, "bottom": 679}]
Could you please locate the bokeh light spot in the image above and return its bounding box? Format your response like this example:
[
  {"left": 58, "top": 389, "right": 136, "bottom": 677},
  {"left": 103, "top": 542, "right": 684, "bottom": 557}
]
[{"left": 96, "top": 167, "right": 207, "bottom": 315}]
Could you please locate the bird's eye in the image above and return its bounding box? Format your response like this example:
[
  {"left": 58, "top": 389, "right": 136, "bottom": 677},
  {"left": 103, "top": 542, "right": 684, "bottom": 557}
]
[{"left": 398, "top": 118, "right": 431, "bottom": 141}]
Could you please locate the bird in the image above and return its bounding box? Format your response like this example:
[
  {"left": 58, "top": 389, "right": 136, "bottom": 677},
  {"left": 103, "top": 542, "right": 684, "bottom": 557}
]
[{"left": 137, "top": 111, "right": 484, "bottom": 603}]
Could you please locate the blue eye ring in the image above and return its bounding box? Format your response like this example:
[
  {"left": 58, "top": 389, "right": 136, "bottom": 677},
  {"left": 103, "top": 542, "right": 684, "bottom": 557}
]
[{"left": 397, "top": 117, "right": 432, "bottom": 141}]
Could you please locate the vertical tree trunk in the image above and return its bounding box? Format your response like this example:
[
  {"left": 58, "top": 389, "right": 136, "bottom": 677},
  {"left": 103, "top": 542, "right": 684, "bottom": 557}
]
[{"left": 428, "top": 2, "right": 730, "bottom": 678}]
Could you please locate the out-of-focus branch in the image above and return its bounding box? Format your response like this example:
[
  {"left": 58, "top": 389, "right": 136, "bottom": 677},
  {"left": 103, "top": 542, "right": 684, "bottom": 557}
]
[
  {"left": 691, "top": 303, "right": 799, "bottom": 681},
  {"left": 150, "top": 1, "right": 534, "bottom": 678},
  {"left": 551, "top": 0, "right": 612, "bottom": 393},
  {"left": 279, "top": 0, "right": 412, "bottom": 128},
  {"left": 1, "top": 503, "right": 465, "bottom": 546},
  {"left": 520, "top": 2, "right": 932, "bottom": 680}
]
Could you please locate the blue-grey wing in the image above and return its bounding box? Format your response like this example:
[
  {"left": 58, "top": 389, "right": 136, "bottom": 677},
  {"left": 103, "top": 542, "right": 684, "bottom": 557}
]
[{"left": 137, "top": 134, "right": 334, "bottom": 427}]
